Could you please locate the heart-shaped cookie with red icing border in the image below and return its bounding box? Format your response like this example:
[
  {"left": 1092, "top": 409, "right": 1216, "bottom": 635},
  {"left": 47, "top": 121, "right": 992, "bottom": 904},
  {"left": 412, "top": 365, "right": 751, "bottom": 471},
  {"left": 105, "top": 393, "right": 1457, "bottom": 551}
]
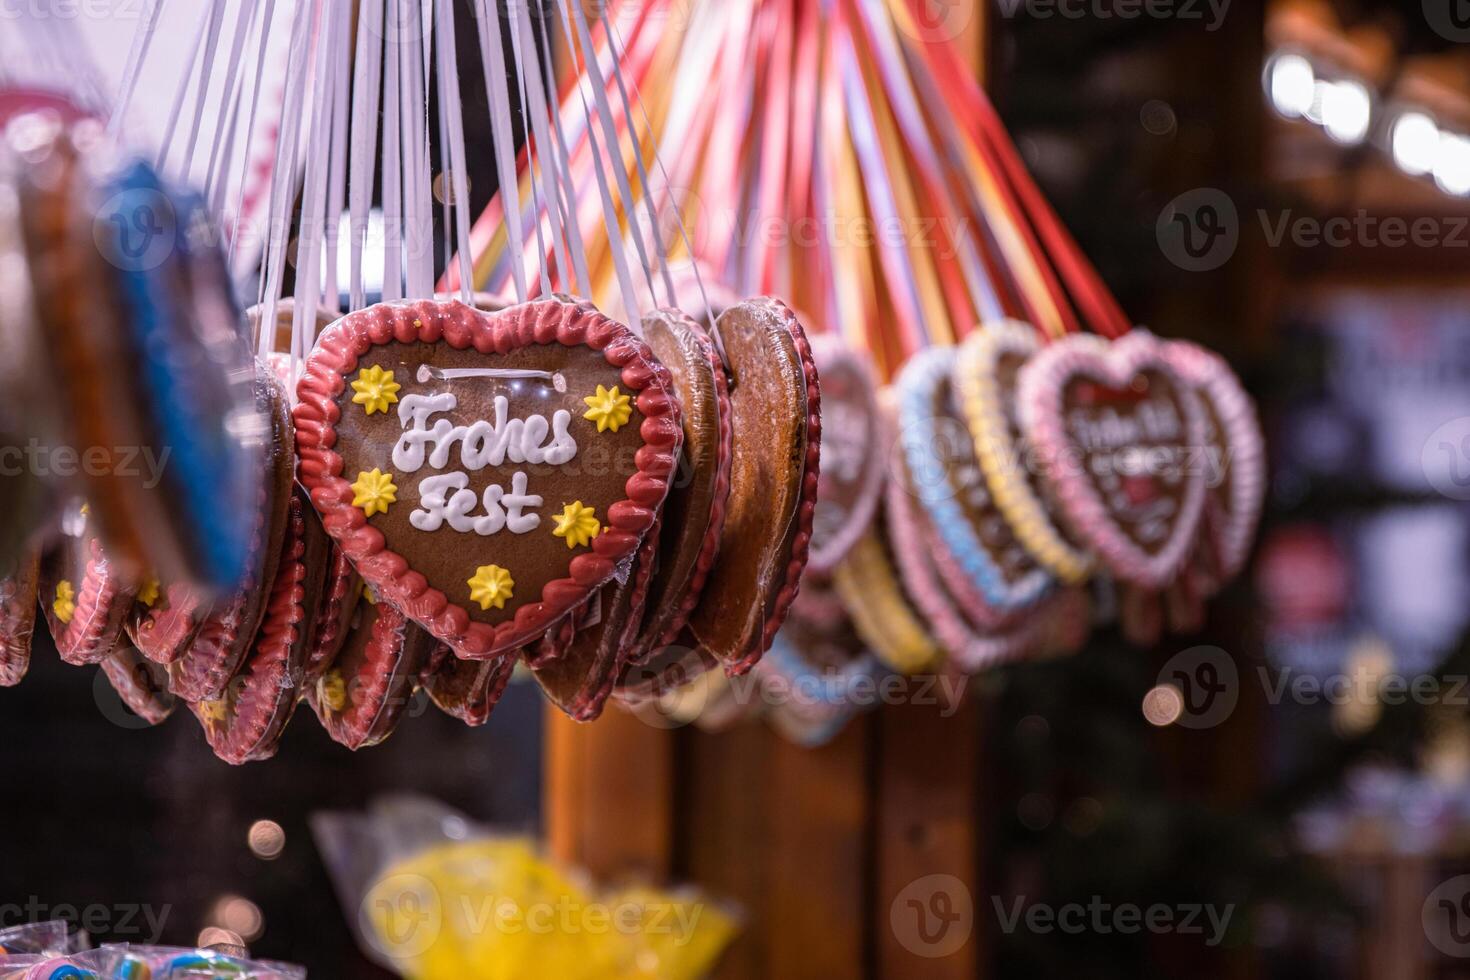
[
  {"left": 1016, "top": 331, "right": 1208, "bottom": 590},
  {"left": 294, "top": 298, "right": 682, "bottom": 658},
  {"left": 1153, "top": 337, "right": 1265, "bottom": 585}
]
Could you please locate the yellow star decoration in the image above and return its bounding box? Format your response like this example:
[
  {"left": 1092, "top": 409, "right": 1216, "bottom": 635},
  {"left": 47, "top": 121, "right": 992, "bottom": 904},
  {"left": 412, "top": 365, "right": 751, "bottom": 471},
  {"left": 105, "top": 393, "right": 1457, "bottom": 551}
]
[
  {"left": 582, "top": 384, "right": 633, "bottom": 433},
  {"left": 53, "top": 580, "right": 76, "bottom": 624},
  {"left": 136, "top": 575, "right": 161, "bottom": 608},
  {"left": 361, "top": 582, "right": 377, "bottom": 606},
  {"left": 468, "top": 564, "right": 515, "bottom": 611},
  {"left": 351, "top": 365, "right": 401, "bottom": 415},
  {"left": 352, "top": 468, "right": 398, "bottom": 518},
  {"left": 552, "top": 501, "right": 601, "bottom": 550}
]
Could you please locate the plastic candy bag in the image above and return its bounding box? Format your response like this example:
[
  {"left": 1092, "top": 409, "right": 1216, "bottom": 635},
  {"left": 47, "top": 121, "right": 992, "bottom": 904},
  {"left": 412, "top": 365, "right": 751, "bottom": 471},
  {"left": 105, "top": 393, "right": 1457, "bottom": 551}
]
[{"left": 312, "top": 796, "right": 738, "bottom": 980}]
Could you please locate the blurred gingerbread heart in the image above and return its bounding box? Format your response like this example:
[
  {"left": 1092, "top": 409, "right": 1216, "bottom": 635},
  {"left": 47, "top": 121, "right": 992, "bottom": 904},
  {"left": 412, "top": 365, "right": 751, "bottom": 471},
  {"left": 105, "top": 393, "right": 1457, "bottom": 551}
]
[{"left": 1017, "top": 331, "right": 1208, "bottom": 590}]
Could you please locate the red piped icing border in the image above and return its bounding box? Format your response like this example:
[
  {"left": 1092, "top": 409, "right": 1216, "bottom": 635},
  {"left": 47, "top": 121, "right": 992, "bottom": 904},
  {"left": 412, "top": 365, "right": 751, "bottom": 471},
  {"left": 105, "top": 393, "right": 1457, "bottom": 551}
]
[
  {"left": 573, "top": 515, "right": 663, "bottom": 722},
  {"left": 653, "top": 317, "right": 734, "bottom": 651},
  {"left": 195, "top": 494, "right": 310, "bottom": 765},
  {"left": 731, "top": 297, "right": 822, "bottom": 676},
  {"left": 293, "top": 298, "right": 682, "bottom": 658}
]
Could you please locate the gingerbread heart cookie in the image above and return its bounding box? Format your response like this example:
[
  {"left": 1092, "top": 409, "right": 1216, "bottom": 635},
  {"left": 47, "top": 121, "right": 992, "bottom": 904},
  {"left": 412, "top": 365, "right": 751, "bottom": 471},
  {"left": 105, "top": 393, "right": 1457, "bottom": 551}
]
[
  {"left": 422, "top": 647, "right": 516, "bottom": 727},
  {"left": 884, "top": 399, "right": 1047, "bottom": 672},
  {"left": 99, "top": 645, "right": 175, "bottom": 727},
  {"left": 0, "top": 148, "right": 57, "bottom": 566},
  {"left": 687, "top": 298, "right": 820, "bottom": 674},
  {"left": 831, "top": 528, "right": 940, "bottom": 677},
  {"left": 957, "top": 321, "right": 1093, "bottom": 585},
  {"left": 309, "top": 598, "right": 438, "bottom": 750},
  {"left": 531, "top": 516, "right": 663, "bottom": 721},
  {"left": 168, "top": 365, "right": 294, "bottom": 701},
  {"left": 294, "top": 298, "right": 682, "bottom": 658},
  {"left": 1155, "top": 337, "right": 1265, "bottom": 585},
  {"left": 0, "top": 550, "right": 38, "bottom": 686},
  {"left": 625, "top": 309, "right": 732, "bottom": 661},
  {"left": 302, "top": 512, "right": 360, "bottom": 686},
  {"left": 898, "top": 345, "right": 1052, "bottom": 618},
  {"left": 127, "top": 581, "right": 206, "bottom": 665},
  {"left": 39, "top": 502, "right": 135, "bottom": 666},
  {"left": 806, "top": 335, "right": 884, "bottom": 574},
  {"left": 1017, "top": 331, "right": 1208, "bottom": 590},
  {"left": 191, "top": 490, "right": 320, "bottom": 764}
]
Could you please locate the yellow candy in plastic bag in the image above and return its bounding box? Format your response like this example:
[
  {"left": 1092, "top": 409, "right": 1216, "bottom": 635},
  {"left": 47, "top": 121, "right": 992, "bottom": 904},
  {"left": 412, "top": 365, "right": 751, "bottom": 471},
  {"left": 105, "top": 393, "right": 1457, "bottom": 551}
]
[{"left": 362, "top": 839, "right": 737, "bottom": 980}]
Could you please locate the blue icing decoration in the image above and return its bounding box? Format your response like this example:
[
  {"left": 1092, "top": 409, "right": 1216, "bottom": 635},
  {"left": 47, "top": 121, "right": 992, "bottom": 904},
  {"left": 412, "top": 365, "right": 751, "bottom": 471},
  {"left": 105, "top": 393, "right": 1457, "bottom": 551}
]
[{"left": 895, "top": 347, "right": 1053, "bottom": 612}]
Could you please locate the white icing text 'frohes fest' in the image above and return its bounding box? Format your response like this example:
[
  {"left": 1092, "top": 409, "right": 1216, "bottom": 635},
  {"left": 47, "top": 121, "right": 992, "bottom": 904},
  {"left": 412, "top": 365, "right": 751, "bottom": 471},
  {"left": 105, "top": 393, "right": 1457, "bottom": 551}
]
[{"left": 393, "top": 390, "right": 578, "bottom": 536}]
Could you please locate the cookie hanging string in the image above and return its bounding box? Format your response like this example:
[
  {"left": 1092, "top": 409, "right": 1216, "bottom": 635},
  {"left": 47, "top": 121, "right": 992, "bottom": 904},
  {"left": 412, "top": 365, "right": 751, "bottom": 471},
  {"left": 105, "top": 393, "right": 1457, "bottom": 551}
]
[
  {"left": 347, "top": 0, "right": 384, "bottom": 312},
  {"left": 600, "top": 3, "right": 731, "bottom": 374},
  {"left": 911, "top": 5, "right": 1131, "bottom": 339}
]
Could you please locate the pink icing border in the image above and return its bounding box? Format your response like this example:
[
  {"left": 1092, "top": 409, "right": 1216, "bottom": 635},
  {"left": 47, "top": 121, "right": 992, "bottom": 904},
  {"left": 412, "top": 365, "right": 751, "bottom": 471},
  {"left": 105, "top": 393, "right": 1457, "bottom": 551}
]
[
  {"left": 293, "top": 298, "right": 682, "bottom": 658},
  {"left": 1155, "top": 337, "right": 1266, "bottom": 583},
  {"left": 1017, "top": 331, "right": 1209, "bottom": 590},
  {"left": 805, "top": 334, "right": 884, "bottom": 575}
]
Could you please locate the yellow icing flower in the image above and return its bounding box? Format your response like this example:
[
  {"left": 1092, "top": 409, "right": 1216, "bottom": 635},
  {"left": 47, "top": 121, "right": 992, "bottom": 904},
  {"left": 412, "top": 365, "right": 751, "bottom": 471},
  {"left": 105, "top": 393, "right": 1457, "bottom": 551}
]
[
  {"left": 467, "top": 564, "right": 515, "bottom": 611},
  {"left": 351, "top": 365, "right": 402, "bottom": 415},
  {"left": 136, "top": 575, "right": 160, "bottom": 608},
  {"left": 361, "top": 581, "right": 377, "bottom": 606},
  {"left": 582, "top": 384, "right": 633, "bottom": 433},
  {"left": 552, "top": 501, "right": 601, "bottom": 550},
  {"left": 53, "top": 580, "right": 76, "bottom": 625},
  {"left": 352, "top": 468, "right": 399, "bottom": 518},
  {"left": 319, "top": 670, "right": 348, "bottom": 713}
]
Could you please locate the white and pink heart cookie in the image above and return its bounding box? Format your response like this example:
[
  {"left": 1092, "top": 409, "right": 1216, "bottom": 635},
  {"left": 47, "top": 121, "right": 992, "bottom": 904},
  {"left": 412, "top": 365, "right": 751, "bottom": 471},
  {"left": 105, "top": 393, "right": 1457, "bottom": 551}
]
[{"left": 1017, "top": 330, "right": 1208, "bottom": 590}]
